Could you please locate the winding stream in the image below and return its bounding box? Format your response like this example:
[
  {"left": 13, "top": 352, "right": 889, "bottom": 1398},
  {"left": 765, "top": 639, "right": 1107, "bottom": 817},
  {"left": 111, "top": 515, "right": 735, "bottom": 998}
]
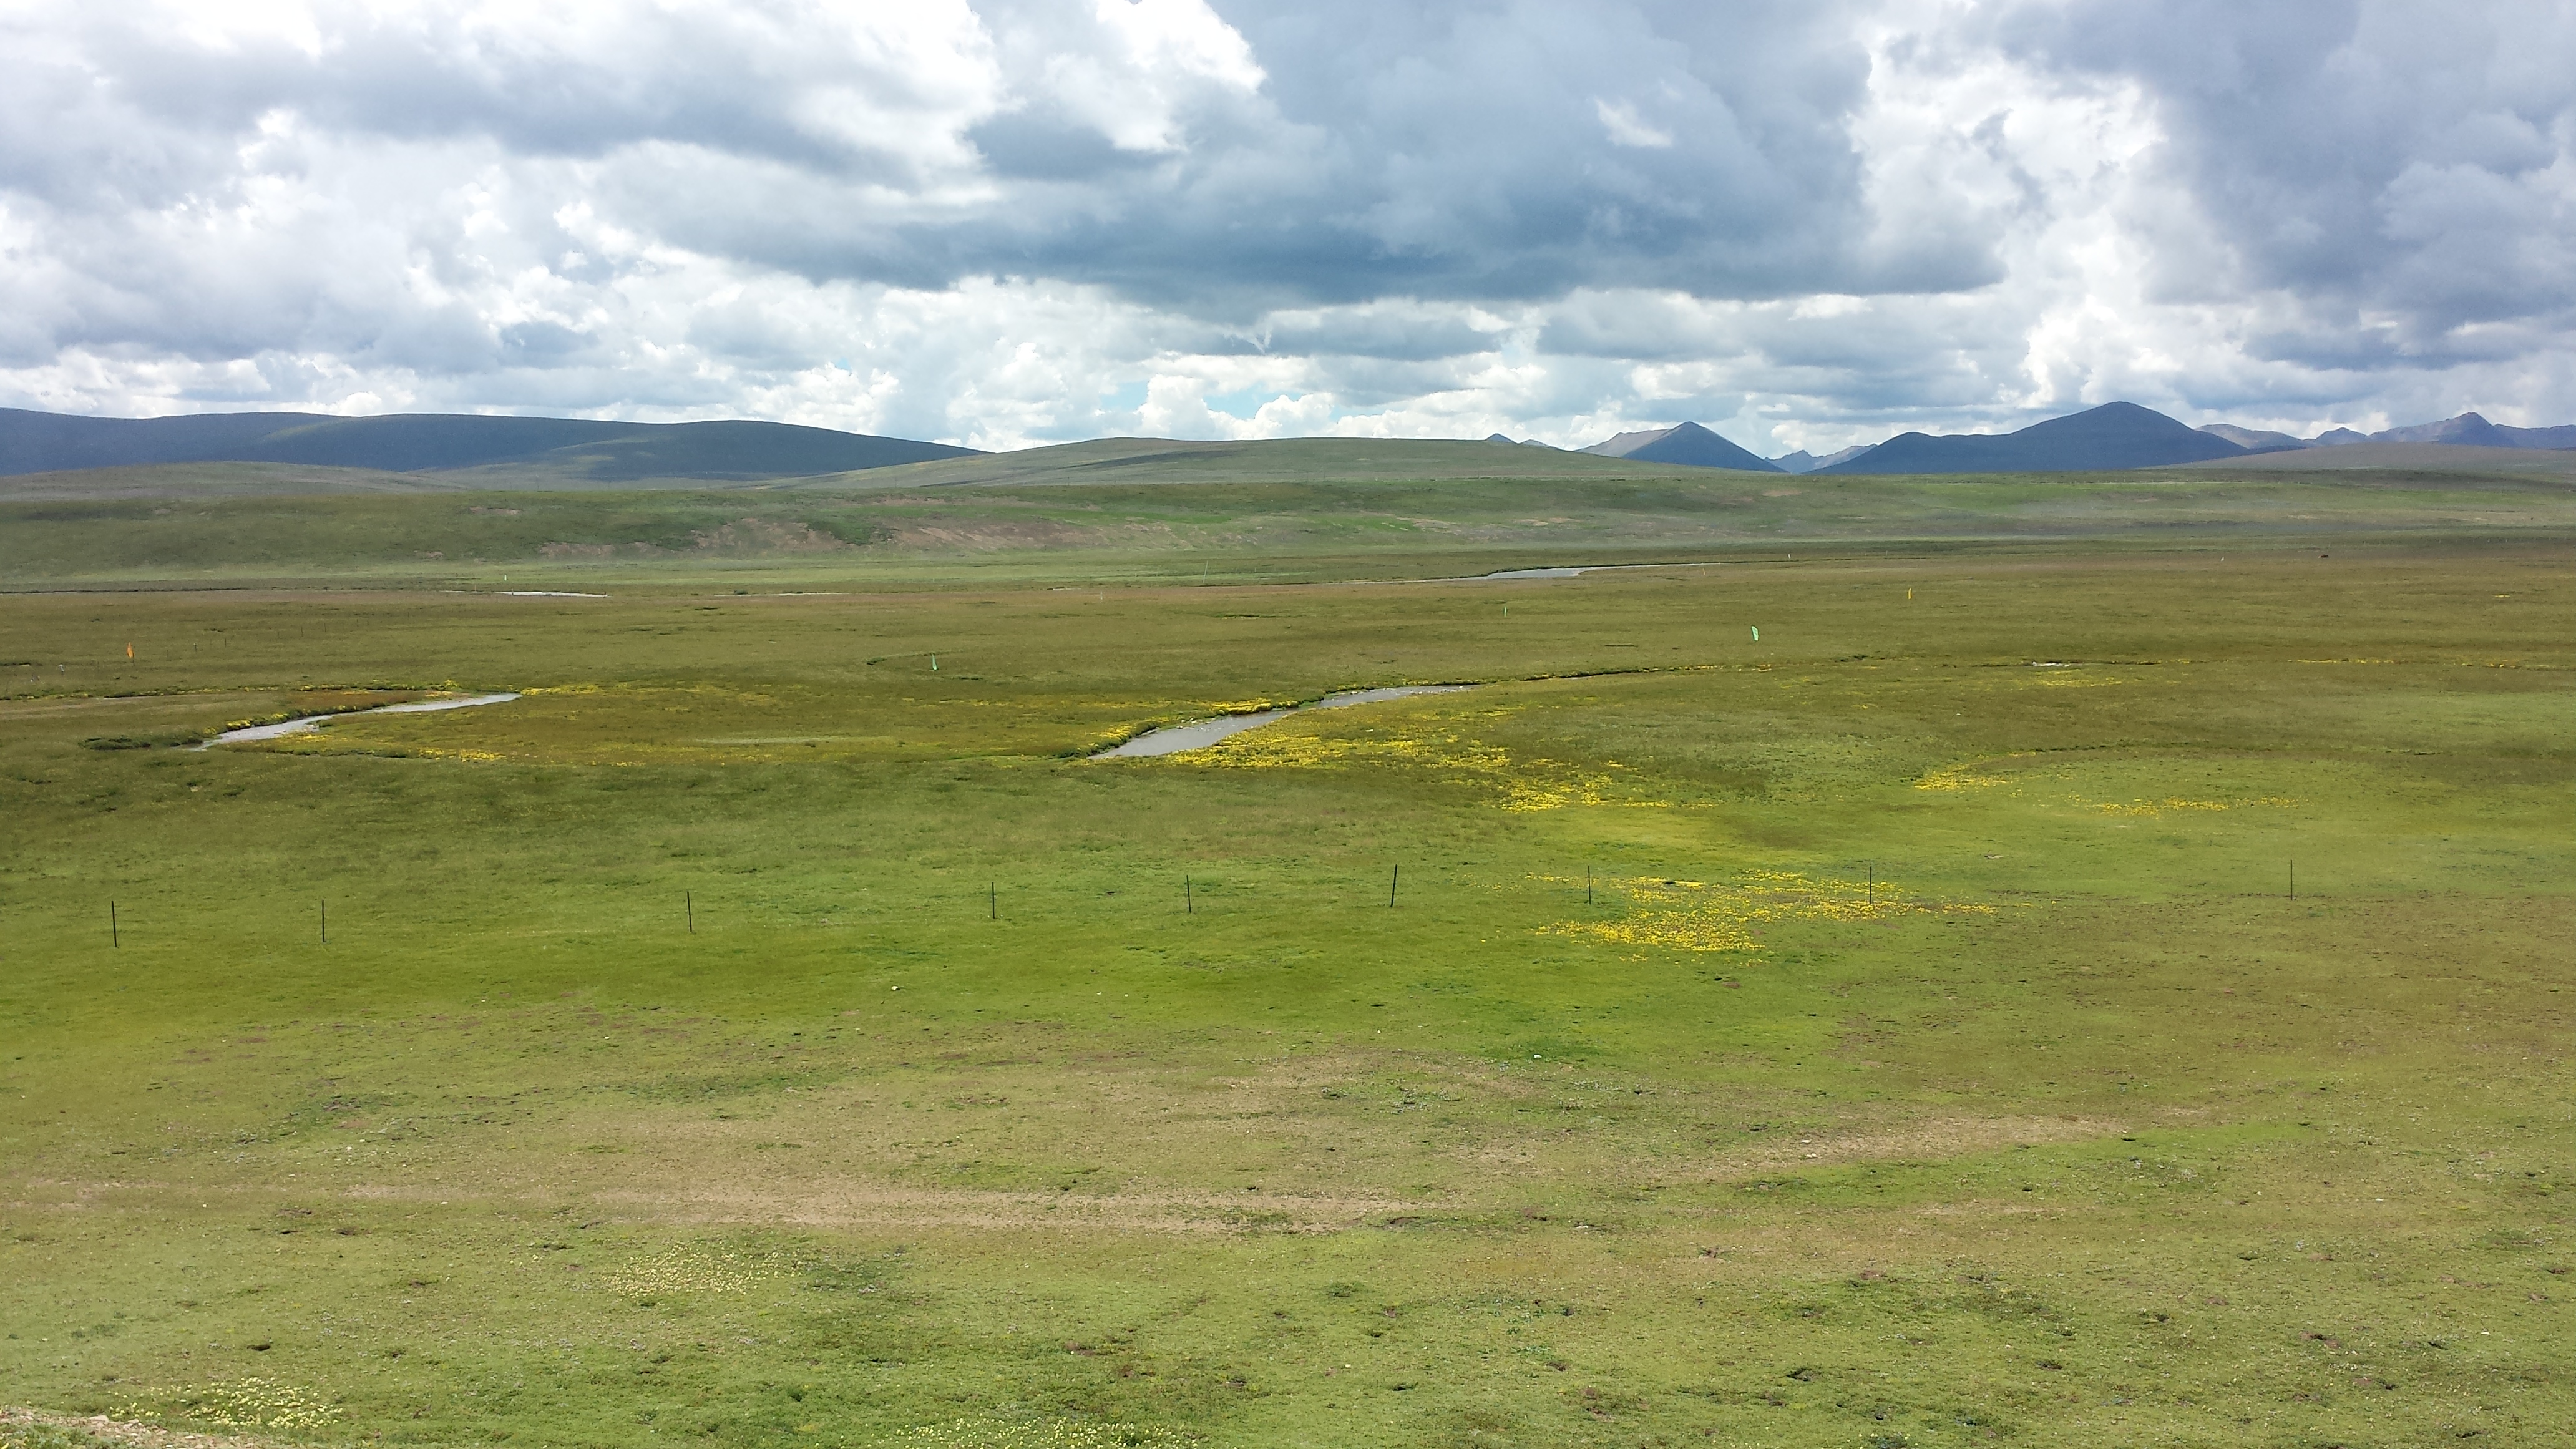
[
  {"left": 200, "top": 692, "right": 521, "bottom": 747},
  {"left": 1093, "top": 685, "right": 1472, "bottom": 759},
  {"left": 197, "top": 685, "right": 1458, "bottom": 759}
]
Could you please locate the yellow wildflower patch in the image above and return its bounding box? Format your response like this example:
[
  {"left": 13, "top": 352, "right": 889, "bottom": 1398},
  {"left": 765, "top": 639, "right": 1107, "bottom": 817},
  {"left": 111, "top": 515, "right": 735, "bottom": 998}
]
[
  {"left": 1199, "top": 726, "right": 1663, "bottom": 811},
  {"left": 116, "top": 1378, "right": 341, "bottom": 1432},
  {"left": 2092, "top": 795, "right": 2297, "bottom": 819},
  {"left": 605, "top": 1244, "right": 784, "bottom": 1298},
  {"left": 904, "top": 1419, "right": 1196, "bottom": 1449},
  {"left": 1199, "top": 730, "right": 1423, "bottom": 770},
  {"left": 1915, "top": 760, "right": 2009, "bottom": 791},
  {"left": 1542, "top": 870, "right": 1998, "bottom": 955}
]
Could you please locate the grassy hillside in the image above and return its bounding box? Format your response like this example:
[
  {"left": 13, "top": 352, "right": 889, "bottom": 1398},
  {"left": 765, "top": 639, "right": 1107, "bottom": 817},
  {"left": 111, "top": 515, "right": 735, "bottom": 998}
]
[
  {"left": 4, "top": 462, "right": 2569, "bottom": 590},
  {"left": 11, "top": 432, "right": 2566, "bottom": 505},
  {"left": 2157, "top": 442, "right": 2576, "bottom": 477},
  {"left": 0, "top": 462, "right": 462, "bottom": 503},
  {"left": 0, "top": 409, "right": 977, "bottom": 482},
  {"left": 0, "top": 462, "right": 814, "bottom": 504},
  {"left": 803, "top": 437, "right": 1736, "bottom": 489}
]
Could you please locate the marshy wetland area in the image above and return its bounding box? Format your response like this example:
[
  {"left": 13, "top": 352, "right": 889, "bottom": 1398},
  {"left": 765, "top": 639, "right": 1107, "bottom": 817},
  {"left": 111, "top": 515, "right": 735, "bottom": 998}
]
[{"left": 1, "top": 452, "right": 2570, "bottom": 1449}]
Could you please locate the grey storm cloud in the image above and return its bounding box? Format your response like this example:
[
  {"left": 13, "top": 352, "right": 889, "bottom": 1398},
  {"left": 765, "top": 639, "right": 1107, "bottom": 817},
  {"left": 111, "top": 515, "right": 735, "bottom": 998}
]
[
  {"left": 3, "top": 2, "right": 1933, "bottom": 317},
  {"left": 0, "top": 0, "right": 2569, "bottom": 449},
  {"left": 1997, "top": 0, "right": 2576, "bottom": 366},
  {"left": 952, "top": 0, "right": 1914, "bottom": 311}
]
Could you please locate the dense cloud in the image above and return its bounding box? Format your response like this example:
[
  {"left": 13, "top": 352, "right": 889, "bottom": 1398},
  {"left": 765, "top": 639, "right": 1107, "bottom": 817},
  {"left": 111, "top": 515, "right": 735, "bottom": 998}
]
[
  {"left": 2001, "top": 1, "right": 2576, "bottom": 365},
  {"left": 0, "top": 0, "right": 2568, "bottom": 453}
]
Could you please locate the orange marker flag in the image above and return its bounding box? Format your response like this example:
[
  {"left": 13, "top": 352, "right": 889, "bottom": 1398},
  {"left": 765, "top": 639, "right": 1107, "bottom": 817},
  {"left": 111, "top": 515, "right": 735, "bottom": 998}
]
[{"left": 126, "top": 643, "right": 134, "bottom": 658}]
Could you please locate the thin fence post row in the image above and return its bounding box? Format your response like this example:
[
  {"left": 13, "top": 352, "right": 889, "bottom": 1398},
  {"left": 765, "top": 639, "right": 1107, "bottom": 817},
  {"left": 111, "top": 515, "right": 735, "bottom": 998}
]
[{"left": 52, "top": 852, "right": 2338, "bottom": 955}]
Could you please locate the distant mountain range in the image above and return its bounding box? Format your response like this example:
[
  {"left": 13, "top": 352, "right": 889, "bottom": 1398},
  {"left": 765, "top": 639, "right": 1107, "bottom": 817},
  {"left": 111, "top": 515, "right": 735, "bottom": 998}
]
[
  {"left": 8, "top": 402, "right": 2568, "bottom": 487},
  {"left": 1561, "top": 404, "right": 2576, "bottom": 475},
  {"left": 0, "top": 409, "right": 980, "bottom": 480},
  {"left": 2198, "top": 412, "right": 2576, "bottom": 453},
  {"left": 1814, "top": 401, "right": 2247, "bottom": 474}
]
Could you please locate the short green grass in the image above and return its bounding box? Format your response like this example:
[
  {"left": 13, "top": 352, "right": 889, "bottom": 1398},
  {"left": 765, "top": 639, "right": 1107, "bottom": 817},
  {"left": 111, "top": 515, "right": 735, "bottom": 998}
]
[
  {"left": 1, "top": 477, "right": 2569, "bottom": 1448},
  {"left": 7, "top": 455, "right": 2571, "bottom": 590}
]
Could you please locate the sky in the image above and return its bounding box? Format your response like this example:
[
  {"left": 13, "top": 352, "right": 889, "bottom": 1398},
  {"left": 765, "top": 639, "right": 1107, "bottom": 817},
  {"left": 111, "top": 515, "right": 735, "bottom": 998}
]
[{"left": 2, "top": 0, "right": 2571, "bottom": 454}]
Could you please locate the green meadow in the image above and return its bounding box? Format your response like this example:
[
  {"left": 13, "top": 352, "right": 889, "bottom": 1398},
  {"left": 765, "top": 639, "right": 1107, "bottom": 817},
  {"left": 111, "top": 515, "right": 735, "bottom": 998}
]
[
  {"left": 2, "top": 453, "right": 2570, "bottom": 1449},
  {"left": 6, "top": 441, "right": 2571, "bottom": 590}
]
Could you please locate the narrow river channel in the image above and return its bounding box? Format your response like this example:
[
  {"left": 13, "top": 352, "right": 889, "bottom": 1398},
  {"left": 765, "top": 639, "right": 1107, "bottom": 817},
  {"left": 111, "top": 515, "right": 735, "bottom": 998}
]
[
  {"left": 200, "top": 692, "right": 522, "bottom": 747},
  {"left": 1092, "top": 685, "right": 1472, "bottom": 759}
]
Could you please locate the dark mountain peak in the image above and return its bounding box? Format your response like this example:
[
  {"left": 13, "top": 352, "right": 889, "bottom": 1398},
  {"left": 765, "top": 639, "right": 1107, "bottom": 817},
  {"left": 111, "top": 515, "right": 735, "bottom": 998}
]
[
  {"left": 2021, "top": 400, "right": 2215, "bottom": 442},
  {"left": 1581, "top": 420, "right": 1781, "bottom": 472},
  {"left": 2370, "top": 412, "right": 2576, "bottom": 449},
  {"left": 1632, "top": 422, "right": 1785, "bottom": 472},
  {"left": 2375, "top": 412, "right": 2509, "bottom": 447},
  {"left": 1818, "top": 402, "right": 2243, "bottom": 475}
]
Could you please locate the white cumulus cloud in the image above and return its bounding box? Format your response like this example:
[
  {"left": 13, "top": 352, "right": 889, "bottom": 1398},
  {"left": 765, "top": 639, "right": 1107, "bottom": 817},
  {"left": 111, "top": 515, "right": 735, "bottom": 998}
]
[{"left": 0, "top": 0, "right": 2567, "bottom": 454}]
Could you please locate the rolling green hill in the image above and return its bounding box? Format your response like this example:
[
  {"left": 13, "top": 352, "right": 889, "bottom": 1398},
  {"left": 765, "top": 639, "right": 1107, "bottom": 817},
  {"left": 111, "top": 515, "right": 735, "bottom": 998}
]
[
  {"left": 2154, "top": 441, "right": 2576, "bottom": 476},
  {"left": 802, "top": 436, "right": 1765, "bottom": 489},
  {"left": 0, "top": 407, "right": 978, "bottom": 482},
  {"left": 2, "top": 446, "right": 2568, "bottom": 590}
]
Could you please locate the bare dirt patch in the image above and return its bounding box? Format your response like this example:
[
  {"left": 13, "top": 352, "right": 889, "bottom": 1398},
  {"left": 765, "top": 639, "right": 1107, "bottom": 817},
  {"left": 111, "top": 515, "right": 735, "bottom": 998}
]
[
  {"left": 2, "top": 1406, "right": 276, "bottom": 1449},
  {"left": 688, "top": 519, "right": 851, "bottom": 554},
  {"left": 1710, "top": 1113, "right": 2129, "bottom": 1176}
]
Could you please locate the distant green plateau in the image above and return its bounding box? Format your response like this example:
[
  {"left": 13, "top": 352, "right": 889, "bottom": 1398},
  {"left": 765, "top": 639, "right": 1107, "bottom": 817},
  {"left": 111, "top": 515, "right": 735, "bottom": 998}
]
[{"left": 4, "top": 436, "right": 2570, "bottom": 590}]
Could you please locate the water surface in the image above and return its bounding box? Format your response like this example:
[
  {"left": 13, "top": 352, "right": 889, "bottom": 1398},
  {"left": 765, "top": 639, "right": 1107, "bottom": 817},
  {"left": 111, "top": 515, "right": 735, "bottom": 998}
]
[
  {"left": 1095, "top": 685, "right": 1471, "bottom": 759},
  {"left": 202, "top": 692, "right": 521, "bottom": 746}
]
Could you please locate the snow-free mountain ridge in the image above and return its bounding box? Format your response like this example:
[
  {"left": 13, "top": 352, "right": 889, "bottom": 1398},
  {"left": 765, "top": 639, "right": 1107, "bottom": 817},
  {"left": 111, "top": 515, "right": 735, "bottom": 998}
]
[
  {"left": 1579, "top": 420, "right": 1780, "bottom": 472},
  {"left": 1813, "top": 401, "right": 2245, "bottom": 474},
  {"left": 7, "top": 401, "right": 2569, "bottom": 487},
  {"left": 1589, "top": 406, "right": 2576, "bottom": 476},
  {"left": 0, "top": 409, "right": 981, "bottom": 481},
  {"left": 2197, "top": 412, "right": 2576, "bottom": 452}
]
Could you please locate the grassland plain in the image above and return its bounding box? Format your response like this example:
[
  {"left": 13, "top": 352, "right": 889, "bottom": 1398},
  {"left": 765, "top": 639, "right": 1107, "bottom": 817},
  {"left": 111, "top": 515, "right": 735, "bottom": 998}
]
[
  {"left": 4, "top": 454, "right": 2573, "bottom": 591},
  {"left": 1, "top": 464, "right": 2571, "bottom": 1449}
]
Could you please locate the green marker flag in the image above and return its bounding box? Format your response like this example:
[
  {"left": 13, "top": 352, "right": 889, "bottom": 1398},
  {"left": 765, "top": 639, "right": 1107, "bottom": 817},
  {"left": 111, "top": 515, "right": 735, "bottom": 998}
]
[{"left": 1750, "top": 626, "right": 1760, "bottom": 642}]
